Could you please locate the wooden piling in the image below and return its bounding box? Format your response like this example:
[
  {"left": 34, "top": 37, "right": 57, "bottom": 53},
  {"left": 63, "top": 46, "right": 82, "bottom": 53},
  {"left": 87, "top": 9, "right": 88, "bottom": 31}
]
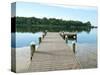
[
  {"left": 72, "top": 42, "right": 76, "bottom": 53},
  {"left": 39, "top": 37, "right": 42, "bottom": 44},
  {"left": 30, "top": 44, "right": 35, "bottom": 60},
  {"left": 65, "top": 35, "right": 68, "bottom": 43}
]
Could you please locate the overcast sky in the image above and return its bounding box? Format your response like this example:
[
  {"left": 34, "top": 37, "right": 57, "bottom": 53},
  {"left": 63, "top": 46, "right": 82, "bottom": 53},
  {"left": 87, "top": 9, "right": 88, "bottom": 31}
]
[{"left": 12, "top": 2, "right": 98, "bottom": 26}]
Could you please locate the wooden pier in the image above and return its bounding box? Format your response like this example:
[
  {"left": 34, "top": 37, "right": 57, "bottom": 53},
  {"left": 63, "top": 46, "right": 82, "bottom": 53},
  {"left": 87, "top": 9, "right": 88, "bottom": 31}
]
[
  {"left": 28, "top": 32, "right": 80, "bottom": 72},
  {"left": 59, "top": 32, "right": 77, "bottom": 40}
]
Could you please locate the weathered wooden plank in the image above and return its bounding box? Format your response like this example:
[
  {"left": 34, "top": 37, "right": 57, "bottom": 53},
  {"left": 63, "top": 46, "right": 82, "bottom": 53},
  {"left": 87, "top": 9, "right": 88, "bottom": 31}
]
[{"left": 28, "top": 32, "right": 80, "bottom": 72}]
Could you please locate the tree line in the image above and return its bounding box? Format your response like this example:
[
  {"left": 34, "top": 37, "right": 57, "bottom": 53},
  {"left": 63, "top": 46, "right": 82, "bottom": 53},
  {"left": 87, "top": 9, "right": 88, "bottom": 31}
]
[{"left": 12, "top": 16, "right": 92, "bottom": 32}]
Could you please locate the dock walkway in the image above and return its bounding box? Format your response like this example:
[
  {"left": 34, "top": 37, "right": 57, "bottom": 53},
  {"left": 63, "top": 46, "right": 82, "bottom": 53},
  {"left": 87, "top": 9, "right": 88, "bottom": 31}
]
[{"left": 28, "top": 32, "right": 80, "bottom": 72}]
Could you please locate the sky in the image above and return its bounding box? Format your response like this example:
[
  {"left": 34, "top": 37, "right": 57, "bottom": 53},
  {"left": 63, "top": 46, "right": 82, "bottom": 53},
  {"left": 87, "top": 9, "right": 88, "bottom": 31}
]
[{"left": 12, "top": 2, "right": 98, "bottom": 26}]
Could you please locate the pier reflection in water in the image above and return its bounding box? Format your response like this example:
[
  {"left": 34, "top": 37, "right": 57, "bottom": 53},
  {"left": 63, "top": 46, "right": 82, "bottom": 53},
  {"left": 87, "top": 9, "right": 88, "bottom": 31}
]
[
  {"left": 59, "top": 31, "right": 77, "bottom": 53},
  {"left": 65, "top": 36, "right": 77, "bottom": 53},
  {"left": 65, "top": 29, "right": 97, "bottom": 68}
]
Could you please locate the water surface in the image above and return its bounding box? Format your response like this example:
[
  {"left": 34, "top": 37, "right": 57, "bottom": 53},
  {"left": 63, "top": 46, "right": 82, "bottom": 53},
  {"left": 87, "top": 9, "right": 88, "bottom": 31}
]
[
  {"left": 11, "top": 32, "right": 43, "bottom": 48},
  {"left": 11, "top": 28, "right": 97, "bottom": 68},
  {"left": 67, "top": 29, "right": 97, "bottom": 68}
]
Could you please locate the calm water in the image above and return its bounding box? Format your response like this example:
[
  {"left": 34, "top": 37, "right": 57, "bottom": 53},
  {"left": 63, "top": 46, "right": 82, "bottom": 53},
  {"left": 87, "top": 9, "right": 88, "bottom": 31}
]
[
  {"left": 11, "top": 28, "right": 97, "bottom": 68},
  {"left": 11, "top": 32, "right": 43, "bottom": 48},
  {"left": 67, "top": 28, "right": 97, "bottom": 68}
]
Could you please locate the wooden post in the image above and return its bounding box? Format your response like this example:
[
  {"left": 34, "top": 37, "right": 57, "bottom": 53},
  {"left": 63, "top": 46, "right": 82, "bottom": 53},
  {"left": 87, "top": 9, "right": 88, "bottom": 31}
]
[
  {"left": 39, "top": 37, "right": 42, "bottom": 44},
  {"left": 73, "top": 35, "right": 77, "bottom": 42},
  {"left": 63, "top": 34, "right": 66, "bottom": 40},
  {"left": 65, "top": 35, "right": 68, "bottom": 43},
  {"left": 72, "top": 42, "right": 76, "bottom": 53},
  {"left": 30, "top": 44, "right": 35, "bottom": 60},
  {"left": 73, "top": 35, "right": 76, "bottom": 39},
  {"left": 75, "top": 35, "right": 77, "bottom": 42}
]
